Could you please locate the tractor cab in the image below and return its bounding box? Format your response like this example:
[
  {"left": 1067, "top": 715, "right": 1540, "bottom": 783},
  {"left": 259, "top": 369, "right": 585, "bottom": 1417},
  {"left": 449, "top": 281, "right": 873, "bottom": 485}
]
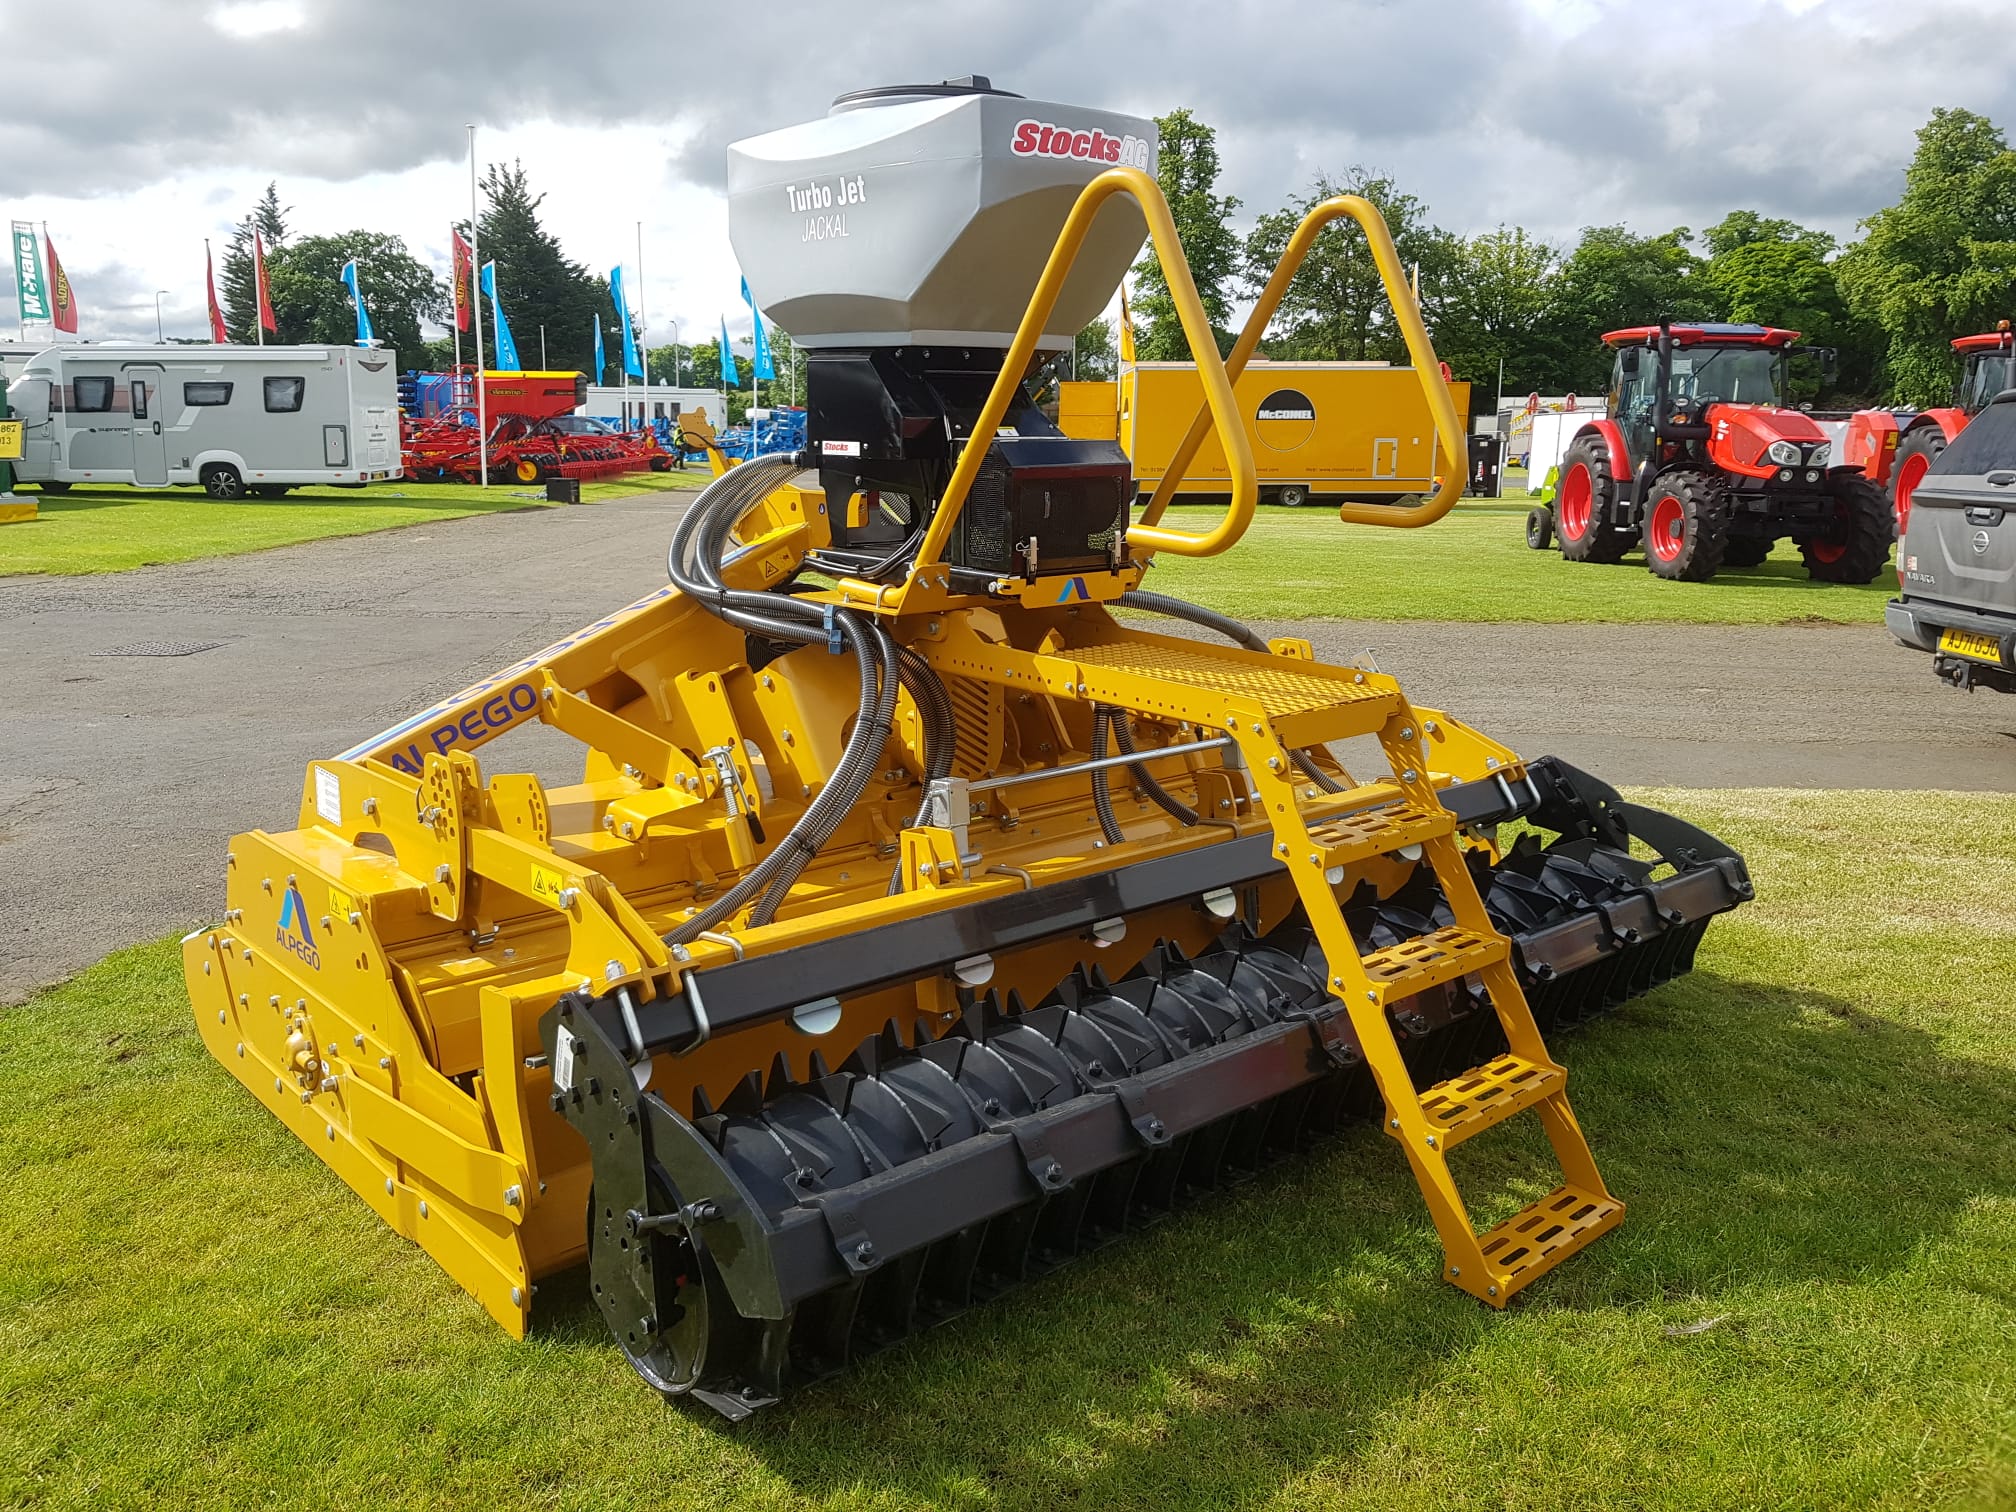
[
  {"left": 1604, "top": 323, "right": 1802, "bottom": 463},
  {"left": 1954, "top": 327, "right": 2016, "bottom": 416}
]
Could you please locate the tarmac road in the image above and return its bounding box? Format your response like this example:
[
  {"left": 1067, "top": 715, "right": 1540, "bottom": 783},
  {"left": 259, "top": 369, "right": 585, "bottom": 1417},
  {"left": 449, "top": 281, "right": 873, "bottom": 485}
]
[{"left": 5, "top": 490, "right": 2012, "bottom": 1003}]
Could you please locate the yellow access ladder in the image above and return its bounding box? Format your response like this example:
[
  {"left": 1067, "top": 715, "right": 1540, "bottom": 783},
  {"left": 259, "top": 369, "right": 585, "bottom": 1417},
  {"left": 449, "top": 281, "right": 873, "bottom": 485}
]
[{"left": 1231, "top": 674, "right": 1623, "bottom": 1305}]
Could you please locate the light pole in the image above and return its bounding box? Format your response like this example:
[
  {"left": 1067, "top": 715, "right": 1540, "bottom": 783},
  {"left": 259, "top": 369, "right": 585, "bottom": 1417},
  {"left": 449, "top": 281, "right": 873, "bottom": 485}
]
[{"left": 154, "top": 291, "right": 167, "bottom": 342}]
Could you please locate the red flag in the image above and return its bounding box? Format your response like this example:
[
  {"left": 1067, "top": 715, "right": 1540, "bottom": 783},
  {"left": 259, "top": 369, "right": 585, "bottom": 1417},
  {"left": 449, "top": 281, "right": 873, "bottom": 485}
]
[
  {"left": 452, "top": 228, "right": 473, "bottom": 333},
  {"left": 254, "top": 231, "right": 276, "bottom": 333},
  {"left": 44, "top": 228, "right": 77, "bottom": 334},
  {"left": 205, "top": 242, "right": 228, "bottom": 342}
]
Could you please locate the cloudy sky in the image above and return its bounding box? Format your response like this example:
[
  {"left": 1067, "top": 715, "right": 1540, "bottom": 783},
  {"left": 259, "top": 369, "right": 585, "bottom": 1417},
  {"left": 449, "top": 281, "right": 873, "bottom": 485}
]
[{"left": 3, "top": 0, "right": 2012, "bottom": 350}]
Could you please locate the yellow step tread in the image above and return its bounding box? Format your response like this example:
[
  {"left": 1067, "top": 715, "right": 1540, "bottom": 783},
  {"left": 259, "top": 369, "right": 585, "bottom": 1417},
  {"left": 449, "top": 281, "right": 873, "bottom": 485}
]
[
  {"left": 1416, "top": 1053, "right": 1565, "bottom": 1149},
  {"left": 1474, "top": 1184, "right": 1623, "bottom": 1298},
  {"left": 1359, "top": 925, "right": 1505, "bottom": 1002},
  {"left": 1309, "top": 799, "right": 1457, "bottom": 870}
]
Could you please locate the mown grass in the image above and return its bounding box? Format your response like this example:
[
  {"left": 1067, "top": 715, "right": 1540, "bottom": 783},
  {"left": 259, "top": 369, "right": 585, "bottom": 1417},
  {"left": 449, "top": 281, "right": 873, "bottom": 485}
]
[
  {"left": 0, "top": 470, "right": 709, "bottom": 576},
  {"left": 3, "top": 790, "right": 2011, "bottom": 1509},
  {"left": 1145, "top": 502, "right": 1897, "bottom": 625}
]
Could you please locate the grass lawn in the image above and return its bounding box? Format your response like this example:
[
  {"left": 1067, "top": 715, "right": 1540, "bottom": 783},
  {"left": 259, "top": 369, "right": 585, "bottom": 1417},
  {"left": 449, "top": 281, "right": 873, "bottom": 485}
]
[
  {"left": 0, "top": 470, "right": 708, "bottom": 577},
  {"left": 3, "top": 790, "right": 2011, "bottom": 1510},
  {"left": 1144, "top": 501, "right": 1898, "bottom": 625}
]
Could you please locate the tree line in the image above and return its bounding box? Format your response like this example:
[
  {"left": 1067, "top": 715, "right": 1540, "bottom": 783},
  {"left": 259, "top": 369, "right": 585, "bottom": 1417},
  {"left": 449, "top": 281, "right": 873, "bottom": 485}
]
[{"left": 1118, "top": 105, "right": 2016, "bottom": 411}]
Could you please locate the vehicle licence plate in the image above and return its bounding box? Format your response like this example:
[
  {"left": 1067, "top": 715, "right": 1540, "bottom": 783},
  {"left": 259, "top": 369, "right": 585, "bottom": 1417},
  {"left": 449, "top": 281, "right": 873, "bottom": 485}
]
[{"left": 1938, "top": 626, "right": 2004, "bottom": 664}]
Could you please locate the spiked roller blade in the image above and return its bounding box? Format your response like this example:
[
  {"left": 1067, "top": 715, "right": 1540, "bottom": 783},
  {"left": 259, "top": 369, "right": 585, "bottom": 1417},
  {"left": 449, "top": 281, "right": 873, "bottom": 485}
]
[{"left": 544, "top": 807, "right": 1748, "bottom": 1417}]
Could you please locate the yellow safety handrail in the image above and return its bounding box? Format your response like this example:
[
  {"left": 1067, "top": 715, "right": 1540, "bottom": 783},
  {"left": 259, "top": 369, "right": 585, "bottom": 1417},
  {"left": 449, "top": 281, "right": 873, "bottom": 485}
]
[
  {"left": 910, "top": 166, "right": 1258, "bottom": 572},
  {"left": 1137, "top": 195, "right": 1468, "bottom": 531}
]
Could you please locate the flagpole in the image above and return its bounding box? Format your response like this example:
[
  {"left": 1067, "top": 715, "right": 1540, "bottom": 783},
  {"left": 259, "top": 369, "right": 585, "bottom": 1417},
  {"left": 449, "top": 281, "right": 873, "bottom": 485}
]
[
  {"left": 452, "top": 232, "right": 462, "bottom": 378},
  {"left": 636, "top": 220, "right": 648, "bottom": 441},
  {"left": 469, "top": 124, "right": 487, "bottom": 488}
]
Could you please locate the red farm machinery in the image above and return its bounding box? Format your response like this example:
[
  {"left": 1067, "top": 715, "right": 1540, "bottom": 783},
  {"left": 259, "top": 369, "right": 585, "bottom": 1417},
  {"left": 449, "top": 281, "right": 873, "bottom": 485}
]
[
  {"left": 402, "top": 369, "right": 670, "bottom": 485},
  {"left": 1843, "top": 321, "right": 2016, "bottom": 533},
  {"left": 1531, "top": 322, "right": 1894, "bottom": 583}
]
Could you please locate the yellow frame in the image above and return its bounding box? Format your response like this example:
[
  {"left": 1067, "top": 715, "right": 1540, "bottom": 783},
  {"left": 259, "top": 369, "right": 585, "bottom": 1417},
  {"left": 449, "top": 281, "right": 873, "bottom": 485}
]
[{"left": 1138, "top": 195, "right": 1469, "bottom": 531}]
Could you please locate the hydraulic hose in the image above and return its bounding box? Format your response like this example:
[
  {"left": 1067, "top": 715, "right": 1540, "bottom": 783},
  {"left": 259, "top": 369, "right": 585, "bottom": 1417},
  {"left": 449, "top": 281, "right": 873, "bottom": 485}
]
[
  {"left": 1089, "top": 707, "right": 1124, "bottom": 846},
  {"left": 1110, "top": 707, "right": 1199, "bottom": 826},
  {"left": 662, "top": 456, "right": 905, "bottom": 945},
  {"left": 1117, "top": 588, "right": 1345, "bottom": 794}
]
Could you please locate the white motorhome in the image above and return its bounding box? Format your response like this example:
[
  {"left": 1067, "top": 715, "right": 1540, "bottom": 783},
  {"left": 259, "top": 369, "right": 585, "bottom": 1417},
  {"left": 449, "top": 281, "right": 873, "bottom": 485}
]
[
  {"left": 4, "top": 343, "right": 400, "bottom": 497},
  {"left": 579, "top": 383, "right": 729, "bottom": 434}
]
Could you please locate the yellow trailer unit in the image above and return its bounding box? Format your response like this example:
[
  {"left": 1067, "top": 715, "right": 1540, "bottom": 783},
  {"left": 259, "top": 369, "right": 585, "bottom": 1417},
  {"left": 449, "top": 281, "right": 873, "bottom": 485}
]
[{"left": 1062, "top": 362, "right": 1471, "bottom": 506}]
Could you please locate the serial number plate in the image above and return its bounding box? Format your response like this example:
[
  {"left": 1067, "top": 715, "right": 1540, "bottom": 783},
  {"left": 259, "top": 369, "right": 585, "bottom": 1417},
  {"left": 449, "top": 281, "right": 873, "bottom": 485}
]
[{"left": 1939, "top": 626, "right": 2003, "bottom": 664}]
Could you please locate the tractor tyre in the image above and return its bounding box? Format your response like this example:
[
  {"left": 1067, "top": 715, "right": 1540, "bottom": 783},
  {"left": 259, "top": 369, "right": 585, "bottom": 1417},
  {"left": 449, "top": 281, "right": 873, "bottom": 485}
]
[
  {"left": 1556, "top": 435, "right": 1629, "bottom": 563},
  {"left": 201, "top": 463, "right": 246, "bottom": 501},
  {"left": 1799, "top": 474, "right": 1895, "bottom": 584},
  {"left": 1525, "top": 506, "right": 1554, "bottom": 550},
  {"left": 1889, "top": 425, "right": 1946, "bottom": 537},
  {"left": 1642, "top": 468, "right": 1730, "bottom": 582},
  {"left": 1722, "top": 535, "right": 1773, "bottom": 568}
]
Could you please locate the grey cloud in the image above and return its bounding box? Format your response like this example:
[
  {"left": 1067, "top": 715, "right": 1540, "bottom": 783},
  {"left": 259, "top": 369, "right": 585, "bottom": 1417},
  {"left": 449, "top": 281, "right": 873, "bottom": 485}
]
[{"left": 2, "top": 0, "right": 2012, "bottom": 258}]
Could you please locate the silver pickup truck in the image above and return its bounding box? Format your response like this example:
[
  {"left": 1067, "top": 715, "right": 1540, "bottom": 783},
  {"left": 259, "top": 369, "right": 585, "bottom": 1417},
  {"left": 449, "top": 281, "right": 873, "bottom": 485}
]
[{"left": 1888, "top": 388, "right": 2016, "bottom": 693}]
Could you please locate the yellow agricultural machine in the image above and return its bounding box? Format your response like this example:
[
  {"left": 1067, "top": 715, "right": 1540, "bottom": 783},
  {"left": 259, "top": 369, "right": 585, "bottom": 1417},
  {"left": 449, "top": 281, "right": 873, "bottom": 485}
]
[{"left": 184, "top": 80, "right": 1752, "bottom": 1418}]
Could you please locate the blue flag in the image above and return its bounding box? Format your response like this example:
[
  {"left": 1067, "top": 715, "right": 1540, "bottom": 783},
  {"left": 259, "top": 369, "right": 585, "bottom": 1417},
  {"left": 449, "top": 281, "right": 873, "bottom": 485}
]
[
  {"left": 339, "top": 258, "right": 374, "bottom": 345},
  {"left": 480, "top": 260, "right": 521, "bottom": 370},
  {"left": 609, "top": 267, "right": 643, "bottom": 379},
  {"left": 592, "top": 316, "right": 606, "bottom": 384},
  {"left": 741, "top": 277, "right": 776, "bottom": 382},
  {"left": 719, "top": 315, "right": 738, "bottom": 387}
]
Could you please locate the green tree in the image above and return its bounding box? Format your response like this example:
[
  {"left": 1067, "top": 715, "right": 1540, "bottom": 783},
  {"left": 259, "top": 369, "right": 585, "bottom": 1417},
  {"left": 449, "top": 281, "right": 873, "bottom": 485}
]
[
  {"left": 1701, "top": 236, "right": 1878, "bottom": 400},
  {"left": 1430, "top": 226, "right": 1562, "bottom": 403},
  {"left": 645, "top": 342, "right": 690, "bottom": 386},
  {"left": 1702, "top": 211, "right": 1835, "bottom": 259},
  {"left": 1546, "top": 225, "right": 1711, "bottom": 389},
  {"left": 1130, "top": 108, "right": 1241, "bottom": 360},
  {"left": 1073, "top": 318, "right": 1116, "bottom": 381},
  {"left": 1239, "top": 168, "right": 1457, "bottom": 362},
  {"left": 265, "top": 231, "right": 444, "bottom": 356},
  {"left": 219, "top": 181, "right": 291, "bottom": 342},
  {"left": 1836, "top": 107, "right": 2016, "bottom": 404},
  {"left": 475, "top": 161, "right": 608, "bottom": 375}
]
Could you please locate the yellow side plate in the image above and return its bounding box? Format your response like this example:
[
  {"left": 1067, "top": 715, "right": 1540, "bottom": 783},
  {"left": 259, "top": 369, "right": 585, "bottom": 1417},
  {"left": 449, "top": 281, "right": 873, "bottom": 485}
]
[{"left": 1939, "top": 626, "right": 2004, "bottom": 664}]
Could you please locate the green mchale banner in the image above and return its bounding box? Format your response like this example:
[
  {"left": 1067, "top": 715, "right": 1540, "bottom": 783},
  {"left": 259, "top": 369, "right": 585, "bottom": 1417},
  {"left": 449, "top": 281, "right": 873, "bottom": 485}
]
[{"left": 11, "top": 222, "right": 50, "bottom": 322}]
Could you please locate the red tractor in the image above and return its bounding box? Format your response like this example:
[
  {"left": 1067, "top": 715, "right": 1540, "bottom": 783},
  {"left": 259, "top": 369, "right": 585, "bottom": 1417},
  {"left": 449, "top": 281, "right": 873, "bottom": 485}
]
[
  {"left": 1537, "top": 322, "right": 1893, "bottom": 583},
  {"left": 1843, "top": 321, "right": 2015, "bottom": 533}
]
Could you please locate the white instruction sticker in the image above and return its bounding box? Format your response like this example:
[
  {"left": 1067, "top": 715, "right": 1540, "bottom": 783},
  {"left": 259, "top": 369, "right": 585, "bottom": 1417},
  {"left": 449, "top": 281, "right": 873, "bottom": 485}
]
[
  {"left": 314, "top": 767, "right": 342, "bottom": 825},
  {"left": 553, "top": 1030, "right": 577, "bottom": 1092}
]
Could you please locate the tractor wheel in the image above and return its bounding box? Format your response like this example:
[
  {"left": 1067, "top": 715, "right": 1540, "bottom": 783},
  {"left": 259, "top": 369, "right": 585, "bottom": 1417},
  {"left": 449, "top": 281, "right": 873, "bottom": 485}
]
[
  {"left": 1556, "top": 435, "right": 1629, "bottom": 563},
  {"left": 514, "top": 457, "right": 542, "bottom": 484},
  {"left": 1525, "top": 506, "right": 1554, "bottom": 550},
  {"left": 1799, "top": 474, "right": 1895, "bottom": 584},
  {"left": 1889, "top": 425, "right": 1946, "bottom": 537},
  {"left": 201, "top": 463, "right": 245, "bottom": 501},
  {"left": 1722, "top": 535, "right": 1773, "bottom": 568},
  {"left": 1642, "top": 468, "right": 1730, "bottom": 582}
]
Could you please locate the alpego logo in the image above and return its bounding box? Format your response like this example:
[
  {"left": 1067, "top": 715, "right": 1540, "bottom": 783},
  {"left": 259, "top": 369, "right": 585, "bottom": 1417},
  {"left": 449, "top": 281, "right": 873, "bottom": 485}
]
[{"left": 1010, "top": 120, "right": 1152, "bottom": 170}]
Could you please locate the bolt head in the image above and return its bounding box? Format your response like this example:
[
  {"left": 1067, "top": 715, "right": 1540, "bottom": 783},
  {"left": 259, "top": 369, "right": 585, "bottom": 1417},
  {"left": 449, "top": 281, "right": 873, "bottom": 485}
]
[
  {"left": 418, "top": 1200, "right": 429, "bottom": 1219},
  {"left": 511, "top": 1286, "right": 525, "bottom": 1307}
]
